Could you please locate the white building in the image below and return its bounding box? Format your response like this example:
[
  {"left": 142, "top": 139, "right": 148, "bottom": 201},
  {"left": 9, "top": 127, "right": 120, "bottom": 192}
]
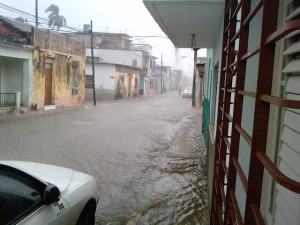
[{"left": 85, "top": 48, "right": 143, "bottom": 100}]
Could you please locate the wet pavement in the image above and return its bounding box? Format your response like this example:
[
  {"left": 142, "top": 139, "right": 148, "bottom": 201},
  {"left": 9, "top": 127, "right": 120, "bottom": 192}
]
[{"left": 0, "top": 91, "right": 208, "bottom": 225}]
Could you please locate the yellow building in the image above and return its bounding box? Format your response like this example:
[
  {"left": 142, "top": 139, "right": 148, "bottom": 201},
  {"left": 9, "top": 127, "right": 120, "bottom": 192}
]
[{"left": 0, "top": 17, "right": 86, "bottom": 112}]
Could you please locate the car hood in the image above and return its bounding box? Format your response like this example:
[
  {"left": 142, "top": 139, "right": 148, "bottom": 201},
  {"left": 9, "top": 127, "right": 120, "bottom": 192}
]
[{"left": 0, "top": 161, "right": 89, "bottom": 194}]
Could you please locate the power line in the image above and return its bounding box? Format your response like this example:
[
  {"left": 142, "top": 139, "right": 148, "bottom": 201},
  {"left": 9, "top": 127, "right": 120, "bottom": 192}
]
[
  {"left": 0, "top": 3, "right": 82, "bottom": 33},
  {"left": 0, "top": 3, "right": 46, "bottom": 22},
  {"left": 0, "top": 3, "right": 171, "bottom": 38}
]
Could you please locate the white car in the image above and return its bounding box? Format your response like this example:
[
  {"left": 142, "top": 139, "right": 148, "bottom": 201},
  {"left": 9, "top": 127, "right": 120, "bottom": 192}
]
[
  {"left": 0, "top": 161, "right": 98, "bottom": 225},
  {"left": 182, "top": 88, "right": 192, "bottom": 98}
]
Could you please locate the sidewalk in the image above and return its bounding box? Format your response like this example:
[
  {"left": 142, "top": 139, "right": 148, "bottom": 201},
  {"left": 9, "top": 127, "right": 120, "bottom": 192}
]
[
  {"left": 0, "top": 96, "right": 143, "bottom": 121},
  {"left": 0, "top": 91, "right": 196, "bottom": 121}
]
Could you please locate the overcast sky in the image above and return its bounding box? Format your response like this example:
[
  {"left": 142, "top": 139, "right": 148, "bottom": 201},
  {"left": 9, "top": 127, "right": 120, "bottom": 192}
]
[{"left": 0, "top": 0, "right": 202, "bottom": 75}]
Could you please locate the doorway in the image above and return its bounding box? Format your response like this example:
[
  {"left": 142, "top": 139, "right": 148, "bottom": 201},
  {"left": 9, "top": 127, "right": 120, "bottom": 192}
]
[
  {"left": 44, "top": 62, "right": 52, "bottom": 105},
  {"left": 128, "top": 78, "right": 131, "bottom": 97}
]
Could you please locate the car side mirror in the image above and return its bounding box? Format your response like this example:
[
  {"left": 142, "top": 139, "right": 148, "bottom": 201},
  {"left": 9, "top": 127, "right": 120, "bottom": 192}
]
[{"left": 43, "top": 184, "right": 60, "bottom": 205}]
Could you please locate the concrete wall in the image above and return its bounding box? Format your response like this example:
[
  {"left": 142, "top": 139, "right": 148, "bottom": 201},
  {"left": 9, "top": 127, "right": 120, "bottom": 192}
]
[
  {"left": 85, "top": 88, "right": 115, "bottom": 101},
  {"left": 31, "top": 28, "right": 86, "bottom": 110},
  {"left": 33, "top": 28, "right": 85, "bottom": 57},
  {"left": 85, "top": 62, "right": 140, "bottom": 100},
  {"left": 86, "top": 63, "right": 116, "bottom": 90},
  {"left": 67, "top": 32, "right": 131, "bottom": 50},
  {"left": 115, "top": 71, "right": 140, "bottom": 99},
  {"left": 0, "top": 44, "right": 33, "bottom": 107},
  {"left": 86, "top": 49, "right": 143, "bottom": 69},
  {"left": 85, "top": 63, "right": 116, "bottom": 100},
  {"left": 1, "top": 58, "right": 23, "bottom": 94},
  {"left": 32, "top": 50, "right": 86, "bottom": 110},
  {"left": 205, "top": 17, "right": 224, "bottom": 212}
]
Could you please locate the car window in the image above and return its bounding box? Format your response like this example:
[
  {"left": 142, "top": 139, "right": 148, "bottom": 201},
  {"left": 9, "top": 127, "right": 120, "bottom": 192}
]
[{"left": 0, "top": 169, "right": 43, "bottom": 225}]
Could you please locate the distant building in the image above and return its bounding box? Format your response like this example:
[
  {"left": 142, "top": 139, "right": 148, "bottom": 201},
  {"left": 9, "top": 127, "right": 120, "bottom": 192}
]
[
  {"left": 85, "top": 48, "right": 142, "bottom": 100},
  {"left": 155, "top": 66, "right": 182, "bottom": 94},
  {"left": 131, "top": 44, "right": 157, "bottom": 96},
  {"left": 67, "top": 29, "right": 159, "bottom": 100},
  {"left": 67, "top": 28, "right": 131, "bottom": 50}
]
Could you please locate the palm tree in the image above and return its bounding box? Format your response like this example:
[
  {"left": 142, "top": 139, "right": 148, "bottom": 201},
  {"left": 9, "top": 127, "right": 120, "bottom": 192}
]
[{"left": 45, "top": 4, "right": 66, "bottom": 31}]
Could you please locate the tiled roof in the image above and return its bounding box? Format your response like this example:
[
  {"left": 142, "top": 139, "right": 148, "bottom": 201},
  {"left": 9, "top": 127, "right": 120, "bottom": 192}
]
[{"left": 0, "top": 16, "right": 32, "bottom": 33}]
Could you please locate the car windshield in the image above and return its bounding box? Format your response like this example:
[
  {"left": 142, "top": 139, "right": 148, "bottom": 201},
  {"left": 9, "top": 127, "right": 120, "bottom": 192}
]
[{"left": 0, "top": 1, "right": 208, "bottom": 221}]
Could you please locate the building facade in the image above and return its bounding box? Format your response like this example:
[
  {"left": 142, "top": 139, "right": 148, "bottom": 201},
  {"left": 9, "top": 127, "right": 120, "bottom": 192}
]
[
  {"left": 144, "top": 1, "right": 300, "bottom": 225},
  {"left": 85, "top": 48, "right": 142, "bottom": 100},
  {"left": 131, "top": 43, "right": 157, "bottom": 96},
  {"left": 68, "top": 31, "right": 160, "bottom": 100},
  {"left": 0, "top": 17, "right": 86, "bottom": 111}
]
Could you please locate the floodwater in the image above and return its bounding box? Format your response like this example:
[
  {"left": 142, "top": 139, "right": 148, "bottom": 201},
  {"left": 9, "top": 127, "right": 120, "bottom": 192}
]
[{"left": 0, "top": 92, "right": 208, "bottom": 225}]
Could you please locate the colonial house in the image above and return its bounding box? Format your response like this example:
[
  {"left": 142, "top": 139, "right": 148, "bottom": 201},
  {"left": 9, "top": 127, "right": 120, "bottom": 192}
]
[
  {"left": 67, "top": 30, "right": 158, "bottom": 100},
  {"left": 85, "top": 48, "right": 142, "bottom": 100},
  {"left": 0, "top": 17, "right": 86, "bottom": 112},
  {"left": 130, "top": 43, "right": 158, "bottom": 96},
  {"left": 144, "top": 1, "right": 300, "bottom": 225}
]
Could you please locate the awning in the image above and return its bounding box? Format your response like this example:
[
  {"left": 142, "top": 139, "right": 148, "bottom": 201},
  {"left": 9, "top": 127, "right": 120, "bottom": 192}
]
[{"left": 143, "top": 0, "right": 225, "bottom": 48}]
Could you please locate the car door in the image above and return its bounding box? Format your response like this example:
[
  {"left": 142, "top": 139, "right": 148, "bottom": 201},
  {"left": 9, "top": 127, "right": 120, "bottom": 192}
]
[
  {"left": 18, "top": 198, "right": 70, "bottom": 225},
  {"left": 0, "top": 165, "right": 70, "bottom": 225}
]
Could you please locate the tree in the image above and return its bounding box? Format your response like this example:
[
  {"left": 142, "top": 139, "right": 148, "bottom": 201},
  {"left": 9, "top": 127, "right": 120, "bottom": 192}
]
[{"left": 45, "top": 4, "right": 66, "bottom": 31}]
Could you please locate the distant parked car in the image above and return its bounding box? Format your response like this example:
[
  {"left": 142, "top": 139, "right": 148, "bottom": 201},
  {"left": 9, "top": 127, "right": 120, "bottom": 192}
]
[
  {"left": 182, "top": 88, "right": 192, "bottom": 98},
  {"left": 0, "top": 161, "right": 98, "bottom": 225}
]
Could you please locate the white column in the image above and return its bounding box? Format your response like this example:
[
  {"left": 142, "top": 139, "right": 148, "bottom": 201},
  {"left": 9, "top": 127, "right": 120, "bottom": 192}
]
[{"left": 16, "top": 92, "right": 21, "bottom": 111}]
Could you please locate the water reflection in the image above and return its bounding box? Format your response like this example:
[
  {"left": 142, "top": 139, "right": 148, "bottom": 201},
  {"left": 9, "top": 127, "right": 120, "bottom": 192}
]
[{"left": 96, "top": 112, "right": 208, "bottom": 225}]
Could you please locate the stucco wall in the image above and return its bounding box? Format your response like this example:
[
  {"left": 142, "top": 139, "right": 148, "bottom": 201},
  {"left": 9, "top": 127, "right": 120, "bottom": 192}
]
[
  {"left": 0, "top": 44, "right": 33, "bottom": 107},
  {"left": 1, "top": 58, "right": 23, "bottom": 93},
  {"left": 115, "top": 72, "right": 139, "bottom": 99},
  {"left": 31, "top": 28, "right": 86, "bottom": 110},
  {"left": 85, "top": 63, "right": 116, "bottom": 101},
  {"left": 33, "top": 28, "right": 85, "bottom": 57},
  {"left": 86, "top": 63, "right": 116, "bottom": 90},
  {"left": 32, "top": 50, "right": 85, "bottom": 110},
  {"left": 86, "top": 49, "right": 143, "bottom": 69}
]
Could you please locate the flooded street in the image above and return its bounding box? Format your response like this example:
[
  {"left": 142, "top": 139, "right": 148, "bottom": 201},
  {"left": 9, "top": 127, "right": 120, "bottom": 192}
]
[{"left": 0, "top": 92, "right": 208, "bottom": 225}]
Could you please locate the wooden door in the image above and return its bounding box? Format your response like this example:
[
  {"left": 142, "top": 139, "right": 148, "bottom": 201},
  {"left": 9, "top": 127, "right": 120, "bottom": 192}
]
[
  {"left": 128, "top": 78, "right": 131, "bottom": 97},
  {"left": 44, "top": 63, "right": 52, "bottom": 105}
]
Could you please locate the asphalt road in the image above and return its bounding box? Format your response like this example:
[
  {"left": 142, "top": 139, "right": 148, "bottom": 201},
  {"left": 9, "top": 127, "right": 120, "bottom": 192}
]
[{"left": 0, "top": 91, "right": 208, "bottom": 225}]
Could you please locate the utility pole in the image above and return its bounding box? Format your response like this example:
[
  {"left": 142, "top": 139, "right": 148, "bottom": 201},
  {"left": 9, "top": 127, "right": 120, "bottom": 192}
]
[
  {"left": 161, "top": 53, "right": 163, "bottom": 95},
  {"left": 90, "top": 21, "right": 96, "bottom": 106},
  {"left": 35, "top": 0, "right": 38, "bottom": 27},
  {"left": 192, "top": 48, "right": 198, "bottom": 107},
  {"left": 189, "top": 34, "right": 198, "bottom": 107}
]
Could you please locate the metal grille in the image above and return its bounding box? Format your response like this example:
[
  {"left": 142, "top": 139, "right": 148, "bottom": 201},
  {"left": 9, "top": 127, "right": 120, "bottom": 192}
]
[
  {"left": 210, "top": 1, "right": 300, "bottom": 225},
  {"left": 0, "top": 93, "right": 16, "bottom": 108}
]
